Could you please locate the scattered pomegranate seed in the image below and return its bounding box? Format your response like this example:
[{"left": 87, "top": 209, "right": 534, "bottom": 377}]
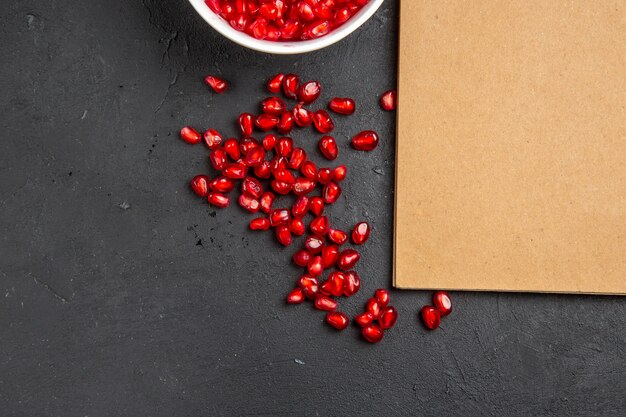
[
  {"left": 351, "top": 222, "right": 371, "bottom": 245},
  {"left": 282, "top": 74, "right": 299, "bottom": 99},
  {"left": 292, "top": 177, "right": 316, "bottom": 195},
  {"left": 337, "top": 249, "right": 360, "bottom": 270},
  {"left": 275, "top": 225, "right": 292, "bottom": 246},
  {"left": 321, "top": 244, "right": 339, "bottom": 268},
  {"left": 313, "top": 110, "right": 334, "bottom": 133},
  {"left": 317, "top": 168, "right": 332, "bottom": 185},
  {"left": 244, "top": 147, "right": 266, "bottom": 167},
  {"left": 208, "top": 191, "right": 229, "bottom": 208},
  {"left": 254, "top": 161, "right": 271, "bottom": 179},
  {"left": 180, "top": 126, "right": 202, "bottom": 144},
  {"left": 355, "top": 311, "right": 374, "bottom": 327},
  {"left": 343, "top": 271, "right": 361, "bottom": 297},
  {"left": 277, "top": 111, "right": 294, "bottom": 134},
  {"left": 271, "top": 180, "right": 292, "bottom": 195},
  {"left": 249, "top": 217, "right": 270, "bottom": 230},
  {"left": 190, "top": 175, "right": 210, "bottom": 197},
  {"left": 321, "top": 271, "right": 344, "bottom": 297},
  {"left": 238, "top": 194, "right": 260, "bottom": 213},
  {"left": 286, "top": 287, "right": 305, "bottom": 304},
  {"left": 255, "top": 114, "right": 279, "bottom": 131},
  {"left": 379, "top": 306, "right": 398, "bottom": 329},
  {"left": 365, "top": 297, "right": 383, "bottom": 319},
  {"left": 351, "top": 130, "right": 379, "bottom": 151},
  {"left": 327, "top": 228, "right": 348, "bottom": 245},
  {"left": 293, "top": 249, "right": 312, "bottom": 267},
  {"left": 310, "top": 216, "right": 329, "bottom": 237},
  {"left": 203, "top": 129, "right": 223, "bottom": 149},
  {"left": 298, "top": 275, "right": 319, "bottom": 300},
  {"left": 297, "top": 81, "right": 321, "bottom": 104},
  {"left": 329, "top": 97, "right": 355, "bottom": 115},
  {"left": 309, "top": 197, "right": 325, "bottom": 216},
  {"left": 420, "top": 306, "right": 441, "bottom": 330},
  {"left": 318, "top": 135, "right": 338, "bottom": 160},
  {"left": 362, "top": 324, "right": 384, "bottom": 343},
  {"left": 326, "top": 311, "right": 349, "bottom": 330},
  {"left": 380, "top": 89, "right": 397, "bottom": 111},
  {"left": 293, "top": 102, "right": 314, "bottom": 126},
  {"left": 314, "top": 294, "right": 337, "bottom": 311},
  {"left": 374, "top": 289, "right": 390, "bottom": 307},
  {"left": 322, "top": 182, "right": 342, "bottom": 204},
  {"left": 307, "top": 255, "right": 324, "bottom": 277},
  {"left": 204, "top": 75, "right": 229, "bottom": 93},
  {"left": 433, "top": 291, "right": 452, "bottom": 317},
  {"left": 291, "top": 196, "right": 310, "bottom": 217},
  {"left": 259, "top": 191, "right": 274, "bottom": 213},
  {"left": 210, "top": 176, "right": 235, "bottom": 193},
  {"left": 301, "top": 160, "right": 318, "bottom": 180},
  {"left": 267, "top": 73, "right": 284, "bottom": 93},
  {"left": 289, "top": 148, "right": 307, "bottom": 170},
  {"left": 276, "top": 137, "right": 294, "bottom": 157},
  {"left": 223, "top": 138, "right": 241, "bottom": 160},
  {"left": 269, "top": 208, "right": 290, "bottom": 226},
  {"left": 332, "top": 165, "right": 347, "bottom": 182},
  {"left": 242, "top": 177, "right": 263, "bottom": 199},
  {"left": 223, "top": 162, "right": 246, "bottom": 179},
  {"left": 289, "top": 217, "right": 306, "bottom": 235},
  {"left": 238, "top": 113, "right": 254, "bottom": 137},
  {"left": 304, "top": 235, "right": 324, "bottom": 253}
]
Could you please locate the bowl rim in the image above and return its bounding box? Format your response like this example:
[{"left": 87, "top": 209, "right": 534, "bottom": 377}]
[{"left": 187, "top": 0, "right": 385, "bottom": 55}]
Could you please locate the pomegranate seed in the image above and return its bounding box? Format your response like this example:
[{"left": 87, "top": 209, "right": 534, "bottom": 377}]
[
  {"left": 270, "top": 155, "right": 289, "bottom": 172},
  {"left": 273, "top": 169, "right": 295, "bottom": 184},
  {"left": 238, "top": 113, "right": 254, "bottom": 136},
  {"left": 380, "top": 89, "right": 397, "bottom": 111},
  {"left": 297, "top": 80, "right": 321, "bottom": 104},
  {"left": 433, "top": 291, "right": 452, "bottom": 317},
  {"left": 293, "top": 249, "right": 312, "bottom": 266},
  {"left": 310, "top": 216, "right": 329, "bottom": 237},
  {"left": 297, "top": 2, "right": 315, "bottom": 21},
  {"left": 271, "top": 180, "right": 291, "bottom": 195},
  {"left": 244, "top": 147, "right": 266, "bottom": 167},
  {"left": 326, "top": 311, "right": 349, "bottom": 330},
  {"left": 313, "top": 110, "right": 334, "bottom": 133},
  {"left": 328, "top": 97, "right": 355, "bottom": 115},
  {"left": 275, "top": 225, "right": 292, "bottom": 246},
  {"left": 190, "top": 175, "right": 210, "bottom": 197},
  {"left": 277, "top": 111, "right": 294, "bottom": 134},
  {"left": 238, "top": 194, "right": 260, "bottom": 213},
  {"left": 321, "top": 244, "right": 339, "bottom": 268},
  {"left": 301, "top": 160, "right": 318, "bottom": 180},
  {"left": 223, "top": 163, "right": 246, "bottom": 179},
  {"left": 298, "top": 275, "right": 319, "bottom": 300},
  {"left": 280, "top": 19, "right": 301, "bottom": 40},
  {"left": 289, "top": 148, "right": 307, "bottom": 170},
  {"left": 303, "top": 20, "right": 331, "bottom": 39},
  {"left": 351, "top": 222, "right": 371, "bottom": 245},
  {"left": 327, "top": 228, "right": 348, "bottom": 245},
  {"left": 262, "top": 134, "right": 277, "bottom": 151},
  {"left": 208, "top": 191, "right": 229, "bottom": 208},
  {"left": 322, "top": 182, "right": 341, "bottom": 204},
  {"left": 374, "top": 289, "right": 390, "bottom": 307},
  {"left": 314, "top": 3, "right": 333, "bottom": 20},
  {"left": 304, "top": 235, "right": 324, "bottom": 254},
  {"left": 317, "top": 168, "right": 332, "bottom": 184},
  {"left": 229, "top": 14, "right": 248, "bottom": 31},
  {"left": 337, "top": 249, "right": 360, "bottom": 270},
  {"left": 332, "top": 165, "right": 347, "bottom": 182},
  {"left": 333, "top": 7, "right": 353, "bottom": 26},
  {"left": 282, "top": 74, "right": 299, "bottom": 99},
  {"left": 321, "top": 271, "right": 344, "bottom": 297},
  {"left": 203, "top": 129, "right": 223, "bottom": 149},
  {"left": 309, "top": 197, "right": 325, "bottom": 216},
  {"left": 259, "top": 191, "right": 274, "bottom": 213},
  {"left": 204, "top": 75, "right": 229, "bottom": 93},
  {"left": 343, "top": 270, "right": 361, "bottom": 297},
  {"left": 209, "top": 148, "right": 227, "bottom": 170},
  {"left": 314, "top": 294, "right": 337, "bottom": 311},
  {"left": 210, "top": 176, "right": 235, "bottom": 193},
  {"left": 362, "top": 324, "right": 384, "bottom": 343},
  {"left": 254, "top": 161, "right": 271, "bottom": 179},
  {"left": 420, "top": 306, "right": 441, "bottom": 330},
  {"left": 269, "top": 208, "right": 290, "bottom": 226},
  {"left": 249, "top": 217, "right": 270, "bottom": 230},
  {"left": 205, "top": 0, "right": 221, "bottom": 14},
  {"left": 355, "top": 311, "right": 374, "bottom": 327},
  {"left": 379, "top": 306, "right": 398, "bottom": 329},
  {"left": 255, "top": 114, "right": 279, "bottom": 131},
  {"left": 292, "top": 178, "right": 316, "bottom": 195},
  {"left": 289, "top": 217, "right": 306, "bottom": 236},
  {"left": 293, "top": 102, "right": 313, "bottom": 126},
  {"left": 318, "top": 135, "right": 338, "bottom": 160},
  {"left": 276, "top": 137, "right": 293, "bottom": 157},
  {"left": 223, "top": 138, "right": 241, "bottom": 160},
  {"left": 307, "top": 255, "right": 324, "bottom": 277},
  {"left": 351, "top": 130, "right": 379, "bottom": 151},
  {"left": 366, "top": 297, "right": 382, "bottom": 319},
  {"left": 239, "top": 137, "right": 260, "bottom": 154},
  {"left": 267, "top": 73, "right": 284, "bottom": 93},
  {"left": 259, "top": 2, "right": 279, "bottom": 20},
  {"left": 266, "top": 25, "right": 281, "bottom": 41},
  {"left": 286, "top": 287, "right": 305, "bottom": 304},
  {"left": 180, "top": 126, "right": 202, "bottom": 144},
  {"left": 292, "top": 196, "right": 310, "bottom": 217}
]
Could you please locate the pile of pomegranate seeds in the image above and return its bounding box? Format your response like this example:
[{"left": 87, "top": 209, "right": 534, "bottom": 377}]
[
  {"left": 420, "top": 291, "right": 452, "bottom": 330},
  {"left": 204, "top": 0, "right": 372, "bottom": 41},
  {"left": 354, "top": 289, "right": 397, "bottom": 343}
]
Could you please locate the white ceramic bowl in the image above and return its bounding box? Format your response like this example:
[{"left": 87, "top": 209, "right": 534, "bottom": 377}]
[{"left": 188, "top": 0, "right": 385, "bottom": 54}]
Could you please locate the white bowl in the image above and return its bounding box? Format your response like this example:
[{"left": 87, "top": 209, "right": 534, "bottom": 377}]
[{"left": 188, "top": 0, "right": 385, "bottom": 54}]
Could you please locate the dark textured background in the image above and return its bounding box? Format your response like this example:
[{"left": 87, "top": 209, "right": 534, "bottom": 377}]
[{"left": 1, "top": 1, "right": 624, "bottom": 416}]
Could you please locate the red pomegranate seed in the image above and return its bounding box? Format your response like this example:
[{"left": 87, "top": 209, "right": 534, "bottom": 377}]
[
  {"left": 318, "top": 135, "right": 338, "bottom": 160},
  {"left": 203, "top": 129, "right": 223, "bottom": 149},
  {"left": 223, "top": 163, "right": 246, "bottom": 179},
  {"left": 259, "top": 2, "right": 278, "bottom": 20},
  {"left": 273, "top": 169, "right": 295, "bottom": 184},
  {"left": 317, "top": 168, "right": 332, "bottom": 185},
  {"left": 282, "top": 74, "right": 299, "bottom": 99},
  {"left": 210, "top": 148, "right": 227, "bottom": 170},
  {"left": 280, "top": 19, "right": 302, "bottom": 40},
  {"left": 238, "top": 194, "right": 260, "bottom": 213},
  {"left": 292, "top": 102, "right": 314, "bottom": 126},
  {"left": 293, "top": 178, "right": 316, "bottom": 195},
  {"left": 337, "top": 249, "right": 360, "bottom": 270},
  {"left": 255, "top": 160, "right": 272, "bottom": 178},
  {"left": 304, "top": 235, "right": 324, "bottom": 254},
  {"left": 297, "top": 2, "right": 315, "bottom": 21},
  {"left": 365, "top": 298, "right": 382, "bottom": 319},
  {"left": 210, "top": 176, "right": 235, "bottom": 193},
  {"left": 286, "top": 287, "right": 305, "bottom": 304},
  {"left": 266, "top": 25, "right": 281, "bottom": 41},
  {"left": 270, "top": 155, "right": 289, "bottom": 173},
  {"left": 289, "top": 148, "right": 307, "bottom": 170},
  {"left": 351, "top": 222, "right": 371, "bottom": 245},
  {"left": 374, "top": 289, "right": 390, "bottom": 307},
  {"left": 297, "top": 81, "right": 321, "bottom": 104},
  {"left": 433, "top": 291, "right": 452, "bottom": 317},
  {"left": 328, "top": 97, "right": 355, "bottom": 115},
  {"left": 190, "top": 175, "right": 210, "bottom": 197},
  {"left": 313, "top": 3, "right": 333, "bottom": 20},
  {"left": 362, "top": 324, "right": 384, "bottom": 343},
  {"left": 321, "top": 244, "right": 339, "bottom": 268},
  {"left": 180, "top": 126, "right": 202, "bottom": 144},
  {"left": 242, "top": 176, "right": 263, "bottom": 198},
  {"left": 314, "top": 294, "right": 337, "bottom": 311},
  {"left": 276, "top": 137, "right": 293, "bottom": 157},
  {"left": 261, "top": 96, "right": 286, "bottom": 116},
  {"left": 326, "top": 311, "right": 349, "bottom": 330},
  {"left": 420, "top": 306, "right": 441, "bottom": 330},
  {"left": 310, "top": 216, "right": 329, "bottom": 237},
  {"left": 229, "top": 14, "right": 248, "bottom": 31},
  {"left": 380, "top": 89, "right": 397, "bottom": 111},
  {"left": 239, "top": 137, "right": 260, "bottom": 154},
  {"left": 204, "top": 75, "right": 229, "bottom": 94},
  {"left": 343, "top": 270, "right": 361, "bottom": 297},
  {"left": 223, "top": 138, "right": 241, "bottom": 160},
  {"left": 289, "top": 217, "right": 306, "bottom": 236},
  {"left": 298, "top": 275, "right": 319, "bottom": 300},
  {"left": 255, "top": 114, "right": 279, "bottom": 131},
  {"left": 259, "top": 191, "right": 274, "bottom": 213},
  {"left": 277, "top": 111, "right": 294, "bottom": 134},
  {"left": 313, "top": 110, "right": 334, "bottom": 133},
  {"left": 309, "top": 197, "right": 325, "bottom": 216},
  {"left": 307, "top": 255, "right": 324, "bottom": 277},
  {"left": 321, "top": 271, "right": 344, "bottom": 297},
  {"left": 271, "top": 180, "right": 292, "bottom": 195},
  {"left": 244, "top": 147, "right": 266, "bottom": 167},
  {"left": 351, "top": 130, "right": 379, "bottom": 151},
  {"left": 238, "top": 113, "right": 254, "bottom": 137},
  {"left": 322, "top": 182, "right": 342, "bottom": 204},
  {"left": 205, "top": 0, "right": 221, "bottom": 14},
  {"left": 333, "top": 6, "right": 353, "bottom": 26},
  {"left": 275, "top": 225, "right": 292, "bottom": 246},
  {"left": 262, "top": 134, "right": 277, "bottom": 151},
  {"left": 327, "top": 228, "right": 347, "bottom": 245},
  {"left": 303, "top": 20, "right": 331, "bottom": 39},
  {"left": 267, "top": 73, "right": 284, "bottom": 93},
  {"left": 269, "top": 208, "right": 290, "bottom": 226},
  {"left": 301, "top": 160, "right": 318, "bottom": 180},
  {"left": 293, "top": 249, "right": 312, "bottom": 266},
  {"left": 355, "top": 311, "right": 374, "bottom": 327},
  {"left": 332, "top": 165, "right": 347, "bottom": 182},
  {"left": 249, "top": 217, "right": 270, "bottom": 230},
  {"left": 208, "top": 191, "right": 229, "bottom": 208},
  {"left": 379, "top": 306, "right": 398, "bottom": 329},
  {"left": 291, "top": 196, "right": 308, "bottom": 218}
]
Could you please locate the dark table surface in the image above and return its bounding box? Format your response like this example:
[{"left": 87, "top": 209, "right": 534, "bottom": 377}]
[{"left": 1, "top": 1, "right": 625, "bottom": 416}]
